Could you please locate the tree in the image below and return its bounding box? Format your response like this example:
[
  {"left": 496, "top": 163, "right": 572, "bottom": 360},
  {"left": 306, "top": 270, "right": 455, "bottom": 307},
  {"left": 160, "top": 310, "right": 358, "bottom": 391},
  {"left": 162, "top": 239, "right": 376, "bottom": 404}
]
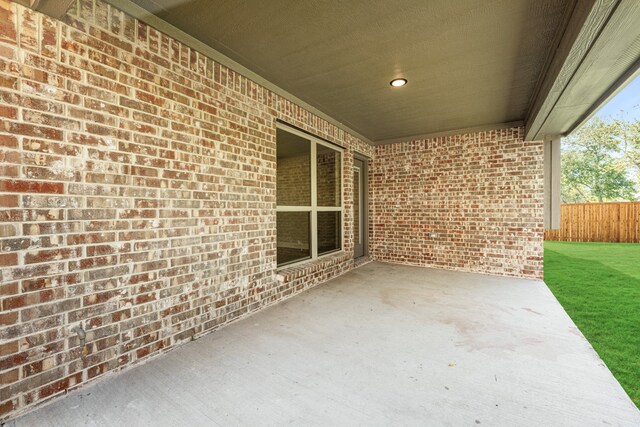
[
  {"left": 615, "top": 111, "right": 640, "bottom": 186},
  {"left": 561, "top": 117, "right": 637, "bottom": 203}
]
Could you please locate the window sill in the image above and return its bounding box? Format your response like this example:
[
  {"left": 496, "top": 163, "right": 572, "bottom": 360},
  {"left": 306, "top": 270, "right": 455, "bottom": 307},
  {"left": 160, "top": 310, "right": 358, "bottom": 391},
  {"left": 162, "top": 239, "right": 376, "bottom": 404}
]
[{"left": 275, "top": 251, "right": 351, "bottom": 283}]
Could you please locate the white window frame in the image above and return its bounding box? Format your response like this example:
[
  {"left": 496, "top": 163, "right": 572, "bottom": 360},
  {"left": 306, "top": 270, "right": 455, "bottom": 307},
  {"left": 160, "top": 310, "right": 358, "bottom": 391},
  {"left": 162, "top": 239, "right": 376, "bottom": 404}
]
[{"left": 276, "top": 123, "right": 344, "bottom": 267}]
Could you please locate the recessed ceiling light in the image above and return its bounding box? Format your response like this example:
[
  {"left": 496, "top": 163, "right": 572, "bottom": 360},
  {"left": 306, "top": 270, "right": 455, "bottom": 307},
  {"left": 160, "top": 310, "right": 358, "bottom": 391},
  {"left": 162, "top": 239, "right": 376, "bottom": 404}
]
[{"left": 390, "top": 78, "right": 407, "bottom": 87}]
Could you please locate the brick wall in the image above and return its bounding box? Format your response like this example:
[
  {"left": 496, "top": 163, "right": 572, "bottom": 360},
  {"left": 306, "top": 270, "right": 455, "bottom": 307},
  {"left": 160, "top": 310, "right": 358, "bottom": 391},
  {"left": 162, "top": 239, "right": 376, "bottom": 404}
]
[
  {"left": 371, "top": 128, "right": 544, "bottom": 279},
  {"left": 0, "top": 0, "right": 373, "bottom": 420}
]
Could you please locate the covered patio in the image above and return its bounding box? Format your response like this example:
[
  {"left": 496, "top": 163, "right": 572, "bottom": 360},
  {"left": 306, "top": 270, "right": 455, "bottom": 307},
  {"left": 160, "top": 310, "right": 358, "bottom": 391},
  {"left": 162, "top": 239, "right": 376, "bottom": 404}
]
[
  {"left": 9, "top": 262, "right": 639, "bottom": 426},
  {"left": 3, "top": 0, "right": 640, "bottom": 422}
]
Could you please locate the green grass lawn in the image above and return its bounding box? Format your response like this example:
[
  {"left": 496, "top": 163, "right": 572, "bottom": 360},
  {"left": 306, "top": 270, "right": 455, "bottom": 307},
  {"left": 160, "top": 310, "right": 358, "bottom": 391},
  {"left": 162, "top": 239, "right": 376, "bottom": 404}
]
[{"left": 544, "top": 241, "right": 640, "bottom": 407}]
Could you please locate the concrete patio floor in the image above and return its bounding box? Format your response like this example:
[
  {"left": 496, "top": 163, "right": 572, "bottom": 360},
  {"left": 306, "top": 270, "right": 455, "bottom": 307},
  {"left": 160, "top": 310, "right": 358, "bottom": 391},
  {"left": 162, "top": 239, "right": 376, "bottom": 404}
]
[{"left": 9, "top": 261, "right": 640, "bottom": 426}]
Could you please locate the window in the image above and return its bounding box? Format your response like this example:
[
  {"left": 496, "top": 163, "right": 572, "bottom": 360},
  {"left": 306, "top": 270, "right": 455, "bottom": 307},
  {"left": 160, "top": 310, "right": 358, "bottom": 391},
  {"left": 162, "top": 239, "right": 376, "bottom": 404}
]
[{"left": 276, "top": 124, "right": 343, "bottom": 266}]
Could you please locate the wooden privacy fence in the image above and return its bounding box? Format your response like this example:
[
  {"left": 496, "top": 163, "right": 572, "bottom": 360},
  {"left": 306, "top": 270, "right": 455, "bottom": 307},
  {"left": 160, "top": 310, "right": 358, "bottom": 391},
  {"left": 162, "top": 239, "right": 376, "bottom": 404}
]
[{"left": 544, "top": 202, "right": 640, "bottom": 243}]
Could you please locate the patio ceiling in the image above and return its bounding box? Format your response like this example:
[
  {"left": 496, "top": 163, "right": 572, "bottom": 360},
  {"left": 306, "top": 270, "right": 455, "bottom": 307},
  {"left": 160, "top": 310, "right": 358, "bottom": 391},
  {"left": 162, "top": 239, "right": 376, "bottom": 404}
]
[{"left": 98, "top": 0, "right": 640, "bottom": 143}]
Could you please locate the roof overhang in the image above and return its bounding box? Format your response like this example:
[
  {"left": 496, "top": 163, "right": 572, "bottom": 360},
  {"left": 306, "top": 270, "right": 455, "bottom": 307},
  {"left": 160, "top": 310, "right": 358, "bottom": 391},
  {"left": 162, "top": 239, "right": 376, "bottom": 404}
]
[{"left": 525, "top": 0, "right": 640, "bottom": 141}]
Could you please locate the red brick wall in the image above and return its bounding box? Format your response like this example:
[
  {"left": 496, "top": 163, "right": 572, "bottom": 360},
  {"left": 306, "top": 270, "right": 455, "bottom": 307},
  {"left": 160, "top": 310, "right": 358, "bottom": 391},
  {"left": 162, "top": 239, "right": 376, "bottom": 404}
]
[
  {"left": 0, "top": 0, "right": 373, "bottom": 420},
  {"left": 371, "top": 128, "right": 544, "bottom": 279}
]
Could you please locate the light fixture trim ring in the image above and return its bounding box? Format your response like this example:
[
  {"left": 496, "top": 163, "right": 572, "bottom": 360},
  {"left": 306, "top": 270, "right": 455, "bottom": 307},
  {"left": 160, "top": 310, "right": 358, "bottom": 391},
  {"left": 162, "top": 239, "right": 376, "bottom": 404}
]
[{"left": 390, "top": 78, "right": 408, "bottom": 87}]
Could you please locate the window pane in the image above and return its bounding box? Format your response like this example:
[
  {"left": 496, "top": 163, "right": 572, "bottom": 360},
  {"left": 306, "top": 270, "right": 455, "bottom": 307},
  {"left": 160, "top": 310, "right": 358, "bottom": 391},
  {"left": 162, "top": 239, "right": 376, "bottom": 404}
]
[
  {"left": 317, "top": 211, "right": 341, "bottom": 255},
  {"left": 277, "top": 211, "right": 310, "bottom": 265},
  {"left": 317, "top": 144, "right": 341, "bottom": 207},
  {"left": 277, "top": 128, "right": 311, "bottom": 206}
]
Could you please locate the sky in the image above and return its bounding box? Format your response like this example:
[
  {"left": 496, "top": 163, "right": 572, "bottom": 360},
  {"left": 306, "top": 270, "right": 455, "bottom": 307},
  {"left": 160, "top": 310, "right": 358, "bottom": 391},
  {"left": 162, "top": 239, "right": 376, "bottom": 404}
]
[{"left": 594, "top": 74, "right": 640, "bottom": 121}]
